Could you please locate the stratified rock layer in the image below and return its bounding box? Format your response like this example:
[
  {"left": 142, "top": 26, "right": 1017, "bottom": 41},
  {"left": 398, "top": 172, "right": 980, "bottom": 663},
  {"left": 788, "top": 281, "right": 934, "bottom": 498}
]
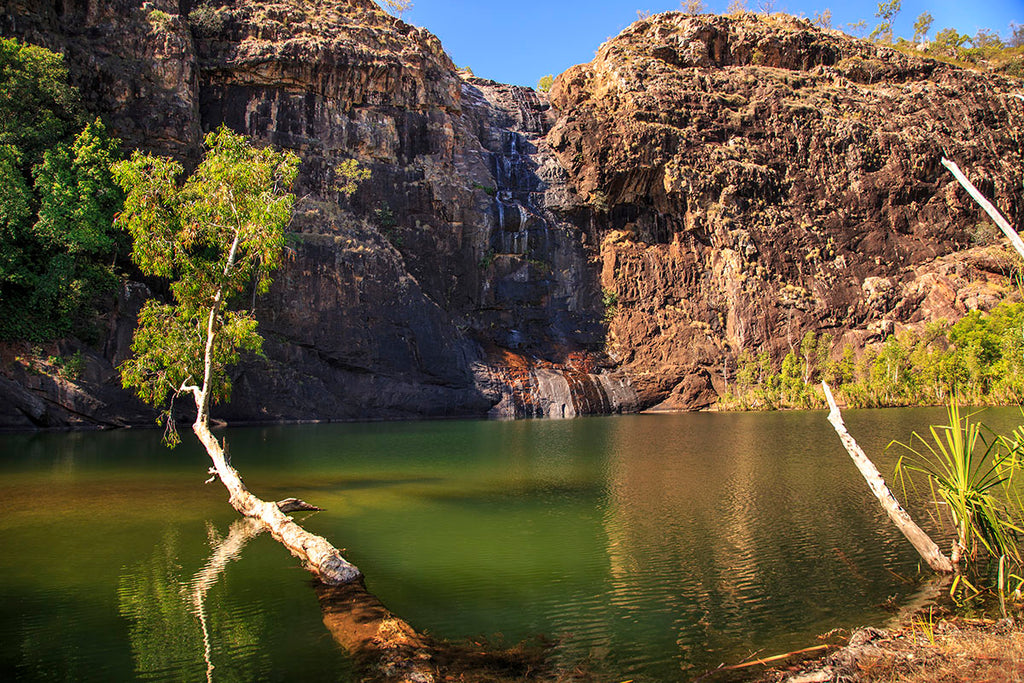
[
  {"left": 0, "top": 0, "right": 635, "bottom": 427},
  {"left": 549, "top": 12, "right": 1023, "bottom": 407},
  {"left": 1, "top": 4, "right": 1021, "bottom": 426}
]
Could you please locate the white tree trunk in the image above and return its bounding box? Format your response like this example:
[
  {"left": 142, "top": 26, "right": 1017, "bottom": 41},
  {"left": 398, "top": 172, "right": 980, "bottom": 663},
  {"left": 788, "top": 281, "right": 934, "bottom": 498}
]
[
  {"left": 193, "top": 417, "right": 362, "bottom": 585},
  {"left": 942, "top": 157, "right": 1024, "bottom": 261},
  {"left": 822, "top": 383, "right": 955, "bottom": 573},
  {"left": 184, "top": 269, "right": 361, "bottom": 585}
]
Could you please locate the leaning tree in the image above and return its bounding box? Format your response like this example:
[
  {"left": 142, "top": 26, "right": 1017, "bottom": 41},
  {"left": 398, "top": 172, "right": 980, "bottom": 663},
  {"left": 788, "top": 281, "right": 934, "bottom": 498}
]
[{"left": 113, "top": 126, "right": 361, "bottom": 585}]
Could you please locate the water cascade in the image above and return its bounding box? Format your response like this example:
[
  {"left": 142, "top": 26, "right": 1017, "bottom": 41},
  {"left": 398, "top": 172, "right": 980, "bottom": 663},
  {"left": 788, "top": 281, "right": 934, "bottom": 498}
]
[
  {"left": 463, "top": 77, "right": 638, "bottom": 418},
  {"left": 478, "top": 349, "right": 638, "bottom": 419}
]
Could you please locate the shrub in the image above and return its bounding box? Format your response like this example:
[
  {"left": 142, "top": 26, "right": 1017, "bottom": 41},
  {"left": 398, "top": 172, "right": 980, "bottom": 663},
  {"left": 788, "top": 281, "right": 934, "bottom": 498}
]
[{"left": 147, "top": 9, "right": 175, "bottom": 33}]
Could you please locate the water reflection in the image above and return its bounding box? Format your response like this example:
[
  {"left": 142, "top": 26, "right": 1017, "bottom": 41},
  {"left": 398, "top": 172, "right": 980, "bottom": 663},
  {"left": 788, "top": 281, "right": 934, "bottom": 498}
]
[
  {"left": 597, "top": 412, "right": 926, "bottom": 675},
  {"left": 117, "top": 522, "right": 268, "bottom": 682},
  {"left": 4, "top": 408, "right": 1021, "bottom": 682},
  {"left": 189, "top": 520, "right": 263, "bottom": 683}
]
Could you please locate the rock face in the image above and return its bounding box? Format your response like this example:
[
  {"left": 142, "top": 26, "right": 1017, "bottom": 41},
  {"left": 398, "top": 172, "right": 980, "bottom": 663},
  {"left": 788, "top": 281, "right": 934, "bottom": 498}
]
[
  {"left": 0, "top": 4, "right": 1021, "bottom": 427},
  {"left": 548, "top": 12, "right": 1024, "bottom": 408},
  {"left": 0, "top": 0, "right": 636, "bottom": 426}
]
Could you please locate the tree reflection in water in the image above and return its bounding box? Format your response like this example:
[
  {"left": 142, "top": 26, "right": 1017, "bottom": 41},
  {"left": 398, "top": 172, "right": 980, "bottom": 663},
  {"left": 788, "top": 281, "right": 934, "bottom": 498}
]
[
  {"left": 117, "top": 520, "right": 266, "bottom": 682},
  {"left": 188, "top": 519, "right": 262, "bottom": 683}
]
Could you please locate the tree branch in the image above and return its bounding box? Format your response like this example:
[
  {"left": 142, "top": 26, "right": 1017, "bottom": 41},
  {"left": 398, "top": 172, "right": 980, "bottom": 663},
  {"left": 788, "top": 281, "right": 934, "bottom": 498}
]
[
  {"left": 822, "top": 382, "right": 955, "bottom": 573},
  {"left": 941, "top": 157, "right": 1024, "bottom": 261}
]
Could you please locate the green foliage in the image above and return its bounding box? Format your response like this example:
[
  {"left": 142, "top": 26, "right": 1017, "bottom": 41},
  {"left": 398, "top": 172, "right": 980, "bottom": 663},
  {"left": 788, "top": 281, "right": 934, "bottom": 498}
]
[
  {"left": 934, "top": 27, "right": 972, "bottom": 52},
  {"left": 537, "top": 74, "right": 554, "bottom": 93},
  {"left": 471, "top": 181, "right": 496, "bottom": 197},
  {"left": 869, "top": 0, "right": 901, "bottom": 43},
  {"left": 146, "top": 9, "right": 175, "bottom": 33},
  {"left": 334, "top": 158, "right": 370, "bottom": 197},
  {"left": 187, "top": 4, "right": 225, "bottom": 35},
  {"left": 374, "top": 201, "right": 396, "bottom": 230},
  {"left": 47, "top": 350, "right": 84, "bottom": 380},
  {"left": 0, "top": 37, "right": 80, "bottom": 165},
  {"left": 0, "top": 144, "right": 32, "bottom": 286},
  {"left": 602, "top": 288, "right": 619, "bottom": 322},
  {"left": 912, "top": 11, "right": 933, "bottom": 43},
  {"left": 971, "top": 28, "right": 1005, "bottom": 50},
  {"left": 373, "top": 202, "right": 401, "bottom": 246},
  {"left": 947, "top": 303, "right": 1024, "bottom": 403},
  {"left": 1, "top": 119, "right": 123, "bottom": 341},
  {"left": 892, "top": 402, "right": 1024, "bottom": 570},
  {"left": 720, "top": 302, "right": 1024, "bottom": 412},
  {"left": 33, "top": 119, "right": 123, "bottom": 257},
  {"left": 895, "top": 21, "right": 1023, "bottom": 76},
  {"left": 0, "top": 39, "right": 125, "bottom": 342},
  {"left": 113, "top": 126, "right": 299, "bottom": 441},
  {"left": 723, "top": 332, "right": 833, "bottom": 410},
  {"left": 728, "top": 349, "right": 780, "bottom": 409}
]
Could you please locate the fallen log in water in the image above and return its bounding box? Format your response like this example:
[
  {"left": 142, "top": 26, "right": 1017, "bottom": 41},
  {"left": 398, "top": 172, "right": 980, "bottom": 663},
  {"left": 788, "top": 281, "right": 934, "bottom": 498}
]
[{"left": 821, "top": 382, "right": 954, "bottom": 573}]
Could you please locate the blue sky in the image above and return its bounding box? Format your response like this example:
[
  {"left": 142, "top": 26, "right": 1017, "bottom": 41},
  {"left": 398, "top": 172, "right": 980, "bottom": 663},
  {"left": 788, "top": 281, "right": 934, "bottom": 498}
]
[{"left": 395, "top": 0, "right": 1024, "bottom": 87}]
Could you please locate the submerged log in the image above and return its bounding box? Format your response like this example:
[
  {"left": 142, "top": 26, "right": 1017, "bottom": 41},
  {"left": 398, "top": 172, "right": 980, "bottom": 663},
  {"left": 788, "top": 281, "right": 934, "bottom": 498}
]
[
  {"left": 317, "top": 581, "right": 438, "bottom": 682},
  {"left": 193, "top": 418, "right": 362, "bottom": 585},
  {"left": 822, "top": 382, "right": 955, "bottom": 573}
]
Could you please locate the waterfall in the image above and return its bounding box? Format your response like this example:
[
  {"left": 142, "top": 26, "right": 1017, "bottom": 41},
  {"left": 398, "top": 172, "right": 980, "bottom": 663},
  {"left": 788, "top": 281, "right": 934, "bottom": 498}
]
[
  {"left": 464, "top": 79, "right": 637, "bottom": 419},
  {"left": 479, "top": 350, "right": 638, "bottom": 420}
]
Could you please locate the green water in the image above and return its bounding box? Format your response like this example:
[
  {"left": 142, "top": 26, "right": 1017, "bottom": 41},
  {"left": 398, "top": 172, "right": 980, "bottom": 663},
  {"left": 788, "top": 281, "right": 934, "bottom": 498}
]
[{"left": 2, "top": 407, "right": 1021, "bottom": 681}]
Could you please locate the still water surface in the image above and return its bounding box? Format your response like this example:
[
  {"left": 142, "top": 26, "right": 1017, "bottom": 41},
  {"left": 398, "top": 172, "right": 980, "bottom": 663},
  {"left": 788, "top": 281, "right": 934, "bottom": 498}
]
[{"left": 2, "top": 407, "right": 1022, "bottom": 681}]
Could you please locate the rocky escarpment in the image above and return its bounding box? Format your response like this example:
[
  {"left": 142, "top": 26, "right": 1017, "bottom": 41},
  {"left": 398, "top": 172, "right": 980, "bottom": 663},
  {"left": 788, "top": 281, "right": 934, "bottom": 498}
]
[
  {"left": 0, "top": 3, "right": 1021, "bottom": 426},
  {"left": 0, "top": 0, "right": 637, "bottom": 427},
  {"left": 549, "top": 12, "right": 1024, "bottom": 408}
]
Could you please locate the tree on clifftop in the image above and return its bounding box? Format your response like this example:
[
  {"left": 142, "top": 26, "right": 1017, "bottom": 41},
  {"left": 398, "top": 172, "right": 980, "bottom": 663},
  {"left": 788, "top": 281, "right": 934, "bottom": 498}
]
[
  {"left": 378, "top": 0, "right": 412, "bottom": 19},
  {"left": 113, "top": 126, "right": 361, "bottom": 585},
  {"left": 869, "top": 0, "right": 901, "bottom": 43},
  {"left": 912, "top": 11, "right": 933, "bottom": 44}
]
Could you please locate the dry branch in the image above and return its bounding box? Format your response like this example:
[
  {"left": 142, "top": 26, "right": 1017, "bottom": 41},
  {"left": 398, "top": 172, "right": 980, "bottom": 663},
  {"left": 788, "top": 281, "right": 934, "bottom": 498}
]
[
  {"left": 822, "top": 382, "right": 954, "bottom": 573},
  {"left": 941, "top": 157, "right": 1024, "bottom": 261}
]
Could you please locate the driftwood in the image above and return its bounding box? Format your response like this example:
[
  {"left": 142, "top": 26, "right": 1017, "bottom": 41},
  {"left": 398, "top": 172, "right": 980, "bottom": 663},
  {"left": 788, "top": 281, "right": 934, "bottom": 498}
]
[
  {"left": 193, "top": 417, "right": 362, "bottom": 585},
  {"left": 941, "top": 157, "right": 1024, "bottom": 261},
  {"left": 822, "top": 382, "right": 955, "bottom": 573}
]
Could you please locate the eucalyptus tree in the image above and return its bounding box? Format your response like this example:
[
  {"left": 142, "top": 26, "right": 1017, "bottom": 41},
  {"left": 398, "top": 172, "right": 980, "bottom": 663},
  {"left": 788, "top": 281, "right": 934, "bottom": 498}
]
[
  {"left": 113, "top": 126, "right": 361, "bottom": 585},
  {"left": 912, "top": 11, "right": 933, "bottom": 44},
  {"left": 869, "top": 0, "right": 901, "bottom": 43}
]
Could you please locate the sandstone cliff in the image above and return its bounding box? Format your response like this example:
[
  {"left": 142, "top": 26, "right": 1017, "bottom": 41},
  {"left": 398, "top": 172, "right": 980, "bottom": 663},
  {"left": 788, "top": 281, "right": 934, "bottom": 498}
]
[
  {"left": 0, "top": 0, "right": 636, "bottom": 427},
  {"left": 549, "top": 12, "right": 1023, "bottom": 408},
  {"left": 0, "top": 3, "right": 1021, "bottom": 427}
]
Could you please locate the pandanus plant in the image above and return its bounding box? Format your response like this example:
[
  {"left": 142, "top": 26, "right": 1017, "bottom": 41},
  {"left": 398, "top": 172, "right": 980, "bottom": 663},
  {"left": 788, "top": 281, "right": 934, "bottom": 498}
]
[{"left": 892, "top": 401, "right": 1024, "bottom": 569}]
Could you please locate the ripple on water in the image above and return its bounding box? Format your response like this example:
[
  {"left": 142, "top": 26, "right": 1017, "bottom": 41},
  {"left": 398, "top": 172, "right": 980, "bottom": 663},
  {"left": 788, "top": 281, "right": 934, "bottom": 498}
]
[{"left": 1, "top": 409, "right": 1001, "bottom": 681}]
